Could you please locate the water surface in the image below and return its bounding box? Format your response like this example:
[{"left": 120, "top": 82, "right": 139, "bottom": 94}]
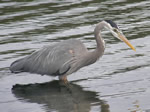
[{"left": 0, "top": 0, "right": 150, "bottom": 112}]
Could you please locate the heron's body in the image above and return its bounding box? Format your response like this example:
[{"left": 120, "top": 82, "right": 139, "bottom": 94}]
[
  {"left": 10, "top": 20, "right": 135, "bottom": 83},
  {"left": 10, "top": 39, "right": 103, "bottom": 76}
]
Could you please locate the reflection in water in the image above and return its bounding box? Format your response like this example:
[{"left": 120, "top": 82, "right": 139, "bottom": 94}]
[
  {"left": 1, "top": 0, "right": 150, "bottom": 111},
  {"left": 12, "top": 81, "right": 109, "bottom": 112}
]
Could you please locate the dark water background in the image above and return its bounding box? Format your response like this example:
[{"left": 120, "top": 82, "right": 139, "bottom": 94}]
[{"left": 0, "top": 0, "right": 150, "bottom": 112}]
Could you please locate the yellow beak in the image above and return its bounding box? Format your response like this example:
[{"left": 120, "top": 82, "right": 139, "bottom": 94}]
[{"left": 118, "top": 33, "right": 136, "bottom": 51}]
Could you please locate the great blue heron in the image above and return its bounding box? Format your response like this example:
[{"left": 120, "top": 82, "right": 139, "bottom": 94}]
[{"left": 10, "top": 20, "right": 135, "bottom": 84}]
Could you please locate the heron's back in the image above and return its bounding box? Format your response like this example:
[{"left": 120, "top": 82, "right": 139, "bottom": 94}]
[{"left": 10, "top": 39, "right": 88, "bottom": 76}]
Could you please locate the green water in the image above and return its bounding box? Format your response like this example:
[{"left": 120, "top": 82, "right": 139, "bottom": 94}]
[{"left": 0, "top": 0, "right": 150, "bottom": 112}]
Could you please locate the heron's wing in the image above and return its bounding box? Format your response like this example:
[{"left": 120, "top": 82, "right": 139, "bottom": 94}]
[{"left": 10, "top": 39, "right": 87, "bottom": 76}]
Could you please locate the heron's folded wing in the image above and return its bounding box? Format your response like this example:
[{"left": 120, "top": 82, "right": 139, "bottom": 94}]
[{"left": 10, "top": 43, "right": 74, "bottom": 76}]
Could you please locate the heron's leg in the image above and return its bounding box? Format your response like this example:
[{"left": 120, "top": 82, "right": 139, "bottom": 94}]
[
  {"left": 59, "top": 75, "right": 68, "bottom": 84},
  {"left": 59, "top": 75, "right": 72, "bottom": 92}
]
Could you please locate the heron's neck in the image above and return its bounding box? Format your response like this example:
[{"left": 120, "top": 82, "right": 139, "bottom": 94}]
[
  {"left": 93, "top": 22, "right": 105, "bottom": 59},
  {"left": 80, "top": 22, "right": 106, "bottom": 67}
]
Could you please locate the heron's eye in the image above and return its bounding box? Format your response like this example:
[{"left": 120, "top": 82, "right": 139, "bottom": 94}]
[{"left": 113, "top": 28, "right": 118, "bottom": 33}]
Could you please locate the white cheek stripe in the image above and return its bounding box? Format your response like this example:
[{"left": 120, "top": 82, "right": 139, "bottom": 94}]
[{"left": 103, "top": 21, "right": 113, "bottom": 30}]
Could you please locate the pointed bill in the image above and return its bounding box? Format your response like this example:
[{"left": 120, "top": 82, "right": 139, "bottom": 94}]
[{"left": 118, "top": 33, "right": 136, "bottom": 51}]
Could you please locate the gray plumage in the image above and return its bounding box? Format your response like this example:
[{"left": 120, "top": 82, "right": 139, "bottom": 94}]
[
  {"left": 10, "top": 20, "right": 129, "bottom": 81},
  {"left": 10, "top": 39, "right": 103, "bottom": 76}
]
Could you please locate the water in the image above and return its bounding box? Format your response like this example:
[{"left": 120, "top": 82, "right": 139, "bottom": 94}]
[{"left": 0, "top": 0, "right": 150, "bottom": 112}]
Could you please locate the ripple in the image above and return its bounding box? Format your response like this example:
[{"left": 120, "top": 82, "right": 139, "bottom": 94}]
[{"left": 0, "top": 0, "right": 150, "bottom": 112}]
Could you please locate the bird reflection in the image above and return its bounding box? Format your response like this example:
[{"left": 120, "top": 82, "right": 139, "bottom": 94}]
[{"left": 12, "top": 80, "right": 109, "bottom": 112}]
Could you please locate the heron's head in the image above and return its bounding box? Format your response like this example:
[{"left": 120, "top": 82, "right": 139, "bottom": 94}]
[{"left": 104, "top": 20, "right": 136, "bottom": 51}]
